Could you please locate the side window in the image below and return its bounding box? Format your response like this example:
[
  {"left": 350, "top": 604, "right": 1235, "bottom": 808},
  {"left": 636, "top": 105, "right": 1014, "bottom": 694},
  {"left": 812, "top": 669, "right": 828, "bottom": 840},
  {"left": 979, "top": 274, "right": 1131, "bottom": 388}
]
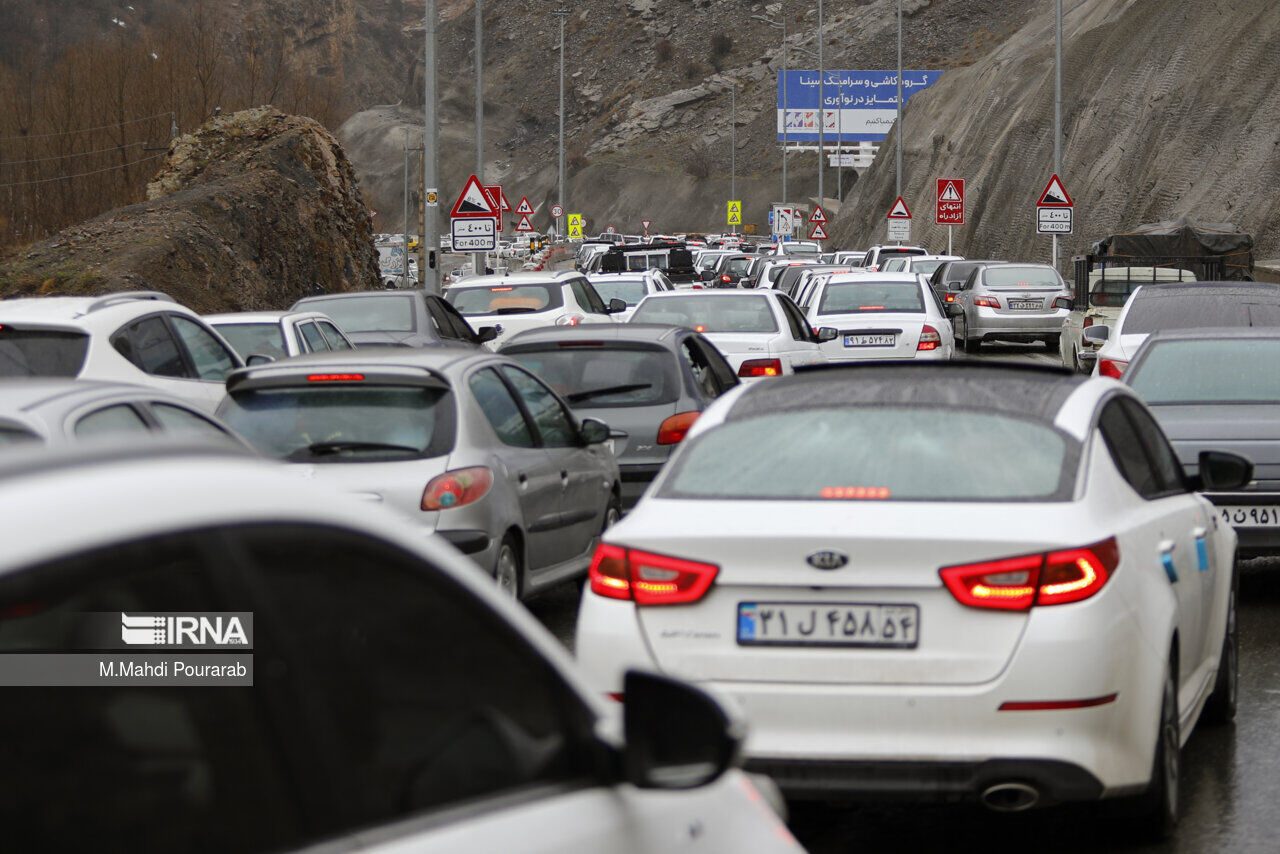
[
  {"left": 150, "top": 403, "right": 234, "bottom": 440},
  {"left": 694, "top": 337, "right": 740, "bottom": 392},
  {"left": 431, "top": 298, "right": 478, "bottom": 341},
  {"left": 317, "top": 321, "right": 354, "bottom": 350},
  {"left": 74, "top": 404, "right": 152, "bottom": 438},
  {"left": 1119, "top": 398, "right": 1187, "bottom": 495},
  {"left": 1098, "top": 399, "right": 1164, "bottom": 499},
  {"left": 231, "top": 524, "right": 598, "bottom": 829},
  {"left": 571, "top": 279, "right": 609, "bottom": 315},
  {"left": 777, "top": 296, "right": 813, "bottom": 341},
  {"left": 297, "top": 322, "right": 329, "bottom": 353},
  {"left": 500, "top": 366, "right": 578, "bottom": 448},
  {"left": 0, "top": 530, "right": 304, "bottom": 852},
  {"left": 169, "top": 316, "right": 237, "bottom": 381},
  {"left": 680, "top": 339, "right": 723, "bottom": 399},
  {"left": 468, "top": 368, "right": 535, "bottom": 448},
  {"left": 112, "top": 316, "right": 189, "bottom": 379}
]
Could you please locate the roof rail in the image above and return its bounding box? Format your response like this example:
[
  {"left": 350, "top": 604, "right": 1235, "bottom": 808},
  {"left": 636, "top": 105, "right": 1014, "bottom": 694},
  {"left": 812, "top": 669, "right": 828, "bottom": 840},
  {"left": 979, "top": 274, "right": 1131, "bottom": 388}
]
[{"left": 85, "top": 291, "right": 175, "bottom": 313}]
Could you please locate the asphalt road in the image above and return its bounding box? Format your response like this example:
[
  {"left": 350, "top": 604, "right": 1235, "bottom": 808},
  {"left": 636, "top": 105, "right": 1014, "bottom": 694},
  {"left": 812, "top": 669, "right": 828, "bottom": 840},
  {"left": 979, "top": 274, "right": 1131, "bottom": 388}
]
[{"left": 525, "top": 342, "right": 1280, "bottom": 853}]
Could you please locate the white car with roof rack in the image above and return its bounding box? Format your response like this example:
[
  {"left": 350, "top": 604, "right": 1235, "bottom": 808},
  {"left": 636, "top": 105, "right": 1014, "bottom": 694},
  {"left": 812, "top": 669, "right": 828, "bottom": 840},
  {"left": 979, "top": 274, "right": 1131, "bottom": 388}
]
[{"left": 444, "top": 272, "right": 623, "bottom": 349}]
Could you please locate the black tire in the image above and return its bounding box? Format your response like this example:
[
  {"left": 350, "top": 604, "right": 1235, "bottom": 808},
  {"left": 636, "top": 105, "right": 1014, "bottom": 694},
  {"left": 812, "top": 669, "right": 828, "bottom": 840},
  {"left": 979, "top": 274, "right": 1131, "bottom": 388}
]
[
  {"left": 1129, "top": 659, "right": 1179, "bottom": 842},
  {"left": 962, "top": 333, "right": 981, "bottom": 355},
  {"left": 1203, "top": 566, "right": 1239, "bottom": 725},
  {"left": 602, "top": 493, "right": 622, "bottom": 534},
  {"left": 493, "top": 533, "right": 523, "bottom": 601},
  {"left": 1043, "top": 333, "right": 1061, "bottom": 351}
]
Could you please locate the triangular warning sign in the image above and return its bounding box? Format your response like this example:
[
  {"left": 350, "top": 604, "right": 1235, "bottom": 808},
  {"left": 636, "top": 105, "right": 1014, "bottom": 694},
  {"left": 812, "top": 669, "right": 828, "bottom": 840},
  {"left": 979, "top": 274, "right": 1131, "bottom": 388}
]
[
  {"left": 499, "top": 190, "right": 511, "bottom": 212},
  {"left": 516, "top": 197, "right": 534, "bottom": 215},
  {"left": 809, "top": 222, "right": 829, "bottom": 240},
  {"left": 642, "top": 219, "right": 652, "bottom": 230},
  {"left": 515, "top": 214, "right": 534, "bottom": 233},
  {"left": 939, "top": 181, "right": 962, "bottom": 202},
  {"left": 809, "top": 206, "right": 827, "bottom": 224},
  {"left": 1037, "top": 174, "right": 1073, "bottom": 207},
  {"left": 451, "top": 175, "right": 498, "bottom": 218},
  {"left": 887, "top": 197, "right": 912, "bottom": 219},
  {"left": 481, "top": 185, "right": 501, "bottom": 213}
]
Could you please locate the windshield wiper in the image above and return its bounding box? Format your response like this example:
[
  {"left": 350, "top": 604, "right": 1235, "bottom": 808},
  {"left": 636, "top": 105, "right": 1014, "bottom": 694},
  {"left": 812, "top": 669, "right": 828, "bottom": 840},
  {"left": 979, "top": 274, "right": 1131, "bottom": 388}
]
[
  {"left": 567, "top": 383, "right": 652, "bottom": 403},
  {"left": 291, "top": 441, "right": 421, "bottom": 459}
]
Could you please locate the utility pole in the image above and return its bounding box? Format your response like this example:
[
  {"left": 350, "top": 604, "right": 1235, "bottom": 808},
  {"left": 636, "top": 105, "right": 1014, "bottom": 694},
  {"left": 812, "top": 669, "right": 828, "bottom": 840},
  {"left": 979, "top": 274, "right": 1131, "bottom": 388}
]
[
  {"left": 423, "top": 0, "right": 439, "bottom": 293},
  {"left": 554, "top": 9, "right": 569, "bottom": 240},
  {"left": 403, "top": 128, "right": 411, "bottom": 287},
  {"left": 896, "top": 0, "right": 903, "bottom": 199},
  {"left": 817, "top": 0, "right": 824, "bottom": 206},
  {"left": 730, "top": 80, "right": 736, "bottom": 234},
  {"left": 782, "top": 4, "right": 788, "bottom": 205},
  {"left": 473, "top": 0, "right": 485, "bottom": 276},
  {"left": 1053, "top": 0, "right": 1062, "bottom": 270}
]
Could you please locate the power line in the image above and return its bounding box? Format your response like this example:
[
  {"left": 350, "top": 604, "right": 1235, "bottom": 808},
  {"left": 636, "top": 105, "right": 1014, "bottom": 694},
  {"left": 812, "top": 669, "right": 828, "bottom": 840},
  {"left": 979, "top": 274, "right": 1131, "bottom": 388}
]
[
  {"left": 0, "top": 141, "right": 147, "bottom": 167},
  {"left": 0, "top": 152, "right": 165, "bottom": 188},
  {"left": 0, "top": 111, "right": 172, "bottom": 142}
]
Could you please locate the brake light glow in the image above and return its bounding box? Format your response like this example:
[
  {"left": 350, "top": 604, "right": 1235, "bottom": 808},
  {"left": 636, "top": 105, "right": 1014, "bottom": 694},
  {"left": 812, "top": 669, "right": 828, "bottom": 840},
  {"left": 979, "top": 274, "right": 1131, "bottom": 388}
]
[
  {"left": 859, "top": 305, "right": 885, "bottom": 311},
  {"left": 820, "top": 486, "right": 890, "bottom": 499},
  {"left": 720, "top": 274, "right": 733, "bottom": 283},
  {"left": 588, "top": 544, "right": 719, "bottom": 605},
  {"left": 306, "top": 373, "right": 365, "bottom": 382},
  {"left": 420, "top": 466, "right": 493, "bottom": 511},
  {"left": 944, "top": 293, "right": 957, "bottom": 303},
  {"left": 694, "top": 324, "right": 707, "bottom": 332},
  {"left": 490, "top": 286, "right": 514, "bottom": 291},
  {"left": 1099, "top": 358, "right": 1127, "bottom": 378},
  {"left": 917, "top": 324, "right": 941, "bottom": 351},
  {"left": 975, "top": 296, "right": 1001, "bottom": 308},
  {"left": 555, "top": 314, "right": 585, "bottom": 326},
  {"left": 657, "top": 411, "right": 700, "bottom": 445},
  {"left": 738, "top": 358, "right": 783, "bottom": 378},
  {"left": 939, "top": 538, "right": 1119, "bottom": 611}
]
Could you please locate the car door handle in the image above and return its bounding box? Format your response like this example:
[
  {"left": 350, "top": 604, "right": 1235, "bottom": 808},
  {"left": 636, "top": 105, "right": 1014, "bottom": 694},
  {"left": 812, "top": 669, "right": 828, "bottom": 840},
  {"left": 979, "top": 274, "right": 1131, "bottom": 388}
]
[
  {"left": 1191, "top": 527, "right": 1207, "bottom": 539},
  {"left": 1158, "top": 539, "right": 1178, "bottom": 583},
  {"left": 517, "top": 473, "right": 529, "bottom": 490}
]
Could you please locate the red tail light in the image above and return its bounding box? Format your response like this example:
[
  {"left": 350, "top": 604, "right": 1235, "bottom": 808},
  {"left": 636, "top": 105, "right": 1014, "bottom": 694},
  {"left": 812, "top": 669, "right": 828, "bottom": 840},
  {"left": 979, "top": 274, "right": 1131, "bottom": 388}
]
[
  {"left": 421, "top": 466, "right": 493, "bottom": 511},
  {"left": 917, "top": 324, "right": 941, "bottom": 351},
  {"left": 939, "top": 538, "right": 1119, "bottom": 611},
  {"left": 588, "top": 544, "right": 719, "bottom": 605},
  {"left": 1098, "top": 358, "right": 1127, "bottom": 378},
  {"left": 944, "top": 293, "right": 956, "bottom": 303},
  {"left": 657, "top": 411, "right": 700, "bottom": 445},
  {"left": 556, "top": 314, "right": 585, "bottom": 326},
  {"left": 1082, "top": 316, "right": 1093, "bottom": 329},
  {"left": 720, "top": 274, "right": 733, "bottom": 283},
  {"left": 1052, "top": 296, "right": 1072, "bottom": 310},
  {"left": 738, "top": 358, "right": 783, "bottom": 378},
  {"left": 975, "top": 296, "right": 1001, "bottom": 309}
]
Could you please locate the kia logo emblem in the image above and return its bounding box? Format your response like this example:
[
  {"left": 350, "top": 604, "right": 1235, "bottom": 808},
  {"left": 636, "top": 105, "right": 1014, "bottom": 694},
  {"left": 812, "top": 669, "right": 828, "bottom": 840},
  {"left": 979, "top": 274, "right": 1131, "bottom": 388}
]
[{"left": 806, "top": 551, "right": 849, "bottom": 570}]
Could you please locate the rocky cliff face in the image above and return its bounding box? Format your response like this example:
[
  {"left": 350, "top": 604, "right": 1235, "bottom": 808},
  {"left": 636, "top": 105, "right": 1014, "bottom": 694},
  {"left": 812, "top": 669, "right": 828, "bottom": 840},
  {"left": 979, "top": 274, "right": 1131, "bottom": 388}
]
[{"left": 0, "top": 108, "right": 380, "bottom": 312}]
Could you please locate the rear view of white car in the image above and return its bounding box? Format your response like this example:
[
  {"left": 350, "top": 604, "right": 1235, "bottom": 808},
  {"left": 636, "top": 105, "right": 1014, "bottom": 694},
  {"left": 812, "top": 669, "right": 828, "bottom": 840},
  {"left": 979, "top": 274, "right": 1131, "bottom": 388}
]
[
  {"left": 445, "top": 272, "right": 624, "bottom": 347},
  {"left": 799, "top": 273, "right": 954, "bottom": 361}
]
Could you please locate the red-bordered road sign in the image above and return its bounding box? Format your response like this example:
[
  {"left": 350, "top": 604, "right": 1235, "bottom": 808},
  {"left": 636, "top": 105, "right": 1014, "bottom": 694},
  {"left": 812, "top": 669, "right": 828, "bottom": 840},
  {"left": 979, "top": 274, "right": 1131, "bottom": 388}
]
[
  {"left": 1037, "top": 174, "right": 1074, "bottom": 207},
  {"left": 887, "top": 197, "right": 912, "bottom": 219},
  {"left": 936, "top": 178, "right": 965, "bottom": 225},
  {"left": 450, "top": 175, "right": 498, "bottom": 218}
]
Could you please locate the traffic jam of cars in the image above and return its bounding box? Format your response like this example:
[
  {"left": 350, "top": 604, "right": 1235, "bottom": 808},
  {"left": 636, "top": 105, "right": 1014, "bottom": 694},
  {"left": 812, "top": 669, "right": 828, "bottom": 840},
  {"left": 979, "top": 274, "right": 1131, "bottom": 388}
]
[{"left": 0, "top": 221, "right": 1276, "bottom": 852}]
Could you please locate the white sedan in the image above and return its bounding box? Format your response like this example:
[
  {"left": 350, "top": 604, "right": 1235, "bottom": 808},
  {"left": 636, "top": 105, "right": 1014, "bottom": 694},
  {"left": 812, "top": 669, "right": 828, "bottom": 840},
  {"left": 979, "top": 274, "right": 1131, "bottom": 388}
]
[
  {"left": 797, "top": 272, "right": 955, "bottom": 361},
  {"left": 444, "top": 272, "right": 622, "bottom": 348},
  {"left": 577, "top": 363, "right": 1247, "bottom": 839},
  {"left": 628, "top": 290, "right": 828, "bottom": 379}
]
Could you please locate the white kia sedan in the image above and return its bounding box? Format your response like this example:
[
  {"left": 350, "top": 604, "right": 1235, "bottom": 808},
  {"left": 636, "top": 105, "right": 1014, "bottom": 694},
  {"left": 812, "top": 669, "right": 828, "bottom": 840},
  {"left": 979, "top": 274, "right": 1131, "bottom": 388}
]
[
  {"left": 797, "top": 272, "right": 955, "bottom": 361},
  {"left": 577, "top": 363, "right": 1247, "bottom": 840},
  {"left": 628, "top": 290, "right": 829, "bottom": 380}
]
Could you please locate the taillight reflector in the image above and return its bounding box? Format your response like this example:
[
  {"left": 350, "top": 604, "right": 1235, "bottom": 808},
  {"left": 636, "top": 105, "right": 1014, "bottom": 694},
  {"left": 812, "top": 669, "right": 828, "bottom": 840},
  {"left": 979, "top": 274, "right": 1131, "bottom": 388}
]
[
  {"left": 588, "top": 544, "right": 719, "bottom": 605},
  {"left": 1099, "top": 358, "right": 1127, "bottom": 379},
  {"left": 999, "top": 693, "right": 1118, "bottom": 711},
  {"left": 975, "top": 296, "right": 1000, "bottom": 309},
  {"left": 738, "top": 358, "right": 782, "bottom": 378},
  {"left": 307, "top": 373, "right": 365, "bottom": 382},
  {"left": 917, "top": 324, "right": 941, "bottom": 351},
  {"left": 421, "top": 466, "right": 493, "bottom": 511},
  {"left": 939, "top": 538, "right": 1119, "bottom": 611},
  {"left": 944, "top": 293, "right": 956, "bottom": 303},
  {"left": 657, "top": 411, "right": 700, "bottom": 445}
]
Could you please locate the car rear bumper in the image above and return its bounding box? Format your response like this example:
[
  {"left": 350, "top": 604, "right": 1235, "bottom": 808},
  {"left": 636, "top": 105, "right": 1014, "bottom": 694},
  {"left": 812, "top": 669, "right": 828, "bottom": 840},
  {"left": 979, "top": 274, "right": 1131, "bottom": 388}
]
[
  {"left": 1204, "top": 492, "right": 1280, "bottom": 557},
  {"left": 970, "top": 308, "right": 1068, "bottom": 337},
  {"left": 619, "top": 463, "right": 664, "bottom": 509}
]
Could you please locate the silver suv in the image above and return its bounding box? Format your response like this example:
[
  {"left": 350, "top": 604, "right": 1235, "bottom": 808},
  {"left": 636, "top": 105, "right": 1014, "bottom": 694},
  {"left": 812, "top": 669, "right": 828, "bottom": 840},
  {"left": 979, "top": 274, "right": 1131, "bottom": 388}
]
[{"left": 952, "top": 263, "right": 1072, "bottom": 354}]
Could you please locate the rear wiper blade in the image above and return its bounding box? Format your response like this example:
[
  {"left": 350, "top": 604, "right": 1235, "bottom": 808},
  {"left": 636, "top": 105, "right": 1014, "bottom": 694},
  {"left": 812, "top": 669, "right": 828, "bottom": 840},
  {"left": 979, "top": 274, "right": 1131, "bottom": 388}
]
[
  {"left": 566, "top": 383, "right": 652, "bottom": 403},
  {"left": 293, "top": 441, "right": 420, "bottom": 457}
]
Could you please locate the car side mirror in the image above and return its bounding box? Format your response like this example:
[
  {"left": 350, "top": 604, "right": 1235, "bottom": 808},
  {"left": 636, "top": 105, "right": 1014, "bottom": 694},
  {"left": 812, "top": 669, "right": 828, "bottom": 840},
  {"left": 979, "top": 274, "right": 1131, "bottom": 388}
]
[
  {"left": 1083, "top": 325, "right": 1110, "bottom": 344},
  {"left": 245, "top": 353, "right": 276, "bottom": 366},
  {"left": 945, "top": 302, "right": 964, "bottom": 318},
  {"left": 580, "top": 417, "right": 611, "bottom": 445},
  {"left": 608, "top": 298, "right": 628, "bottom": 314},
  {"left": 699, "top": 270, "right": 717, "bottom": 281},
  {"left": 815, "top": 326, "right": 839, "bottom": 343},
  {"left": 475, "top": 326, "right": 498, "bottom": 344},
  {"left": 1192, "top": 451, "right": 1253, "bottom": 492},
  {"left": 623, "top": 670, "right": 743, "bottom": 789}
]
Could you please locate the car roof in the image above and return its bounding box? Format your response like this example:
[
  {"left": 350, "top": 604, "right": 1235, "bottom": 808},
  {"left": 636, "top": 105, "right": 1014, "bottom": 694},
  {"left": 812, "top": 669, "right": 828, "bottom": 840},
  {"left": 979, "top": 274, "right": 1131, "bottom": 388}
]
[
  {"left": 446, "top": 272, "right": 576, "bottom": 289},
  {"left": 1141, "top": 326, "right": 1280, "bottom": 342},
  {"left": 205, "top": 311, "right": 295, "bottom": 323},
  {"left": 638, "top": 289, "right": 777, "bottom": 300},
  {"left": 822, "top": 272, "right": 922, "bottom": 283},
  {"left": 499, "top": 323, "right": 683, "bottom": 348},
  {"left": 294, "top": 290, "right": 423, "bottom": 304},
  {"left": 1134, "top": 282, "right": 1280, "bottom": 300},
  {"left": 0, "top": 292, "right": 183, "bottom": 327},
  {"left": 226, "top": 346, "right": 489, "bottom": 379}
]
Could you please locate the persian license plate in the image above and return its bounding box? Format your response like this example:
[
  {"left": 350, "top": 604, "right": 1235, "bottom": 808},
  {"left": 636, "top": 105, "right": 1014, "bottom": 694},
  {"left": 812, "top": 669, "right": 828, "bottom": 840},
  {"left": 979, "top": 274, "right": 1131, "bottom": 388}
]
[
  {"left": 1008, "top": 299, "right": 1043, "bottom": 310},
  {"left": 844, "top": 333, "right": 896, "bottom": 347},
  {"left": 1218, "top": 505, "right": 1280, "bottom": 527},
  {"left": 737, "top": 602, "right": 919, "bottom": 648}
]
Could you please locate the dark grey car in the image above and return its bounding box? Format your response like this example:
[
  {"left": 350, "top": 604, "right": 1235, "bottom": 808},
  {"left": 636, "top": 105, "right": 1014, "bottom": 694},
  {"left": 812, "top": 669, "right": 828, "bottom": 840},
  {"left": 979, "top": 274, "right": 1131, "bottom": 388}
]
[
  {"left": 1123, "top": 327, "right": 1280, "bottom": 557},
  {"left": 927, "top": 259, "right": 1007, "bottom": 305},
  {"left": 291, "top": 290, "right": 495, "bottom": 349},
  {"left": 499, "top": 324, "right": 739, "bottom": 509}
]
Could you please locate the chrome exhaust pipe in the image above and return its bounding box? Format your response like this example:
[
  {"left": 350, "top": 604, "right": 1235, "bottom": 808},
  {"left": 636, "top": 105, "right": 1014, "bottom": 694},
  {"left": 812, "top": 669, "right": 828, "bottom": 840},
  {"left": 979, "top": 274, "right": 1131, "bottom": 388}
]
[{"left": 980, "top": 782, "right": 1040, "bottom": 812}]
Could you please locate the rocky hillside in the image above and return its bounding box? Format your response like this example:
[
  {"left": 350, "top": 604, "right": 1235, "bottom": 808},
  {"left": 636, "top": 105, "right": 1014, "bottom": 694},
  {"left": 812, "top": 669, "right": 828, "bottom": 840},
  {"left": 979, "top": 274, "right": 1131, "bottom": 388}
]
[
  {"left": 0, "top": 108, "right": 380, "bottom": 312},
  {"left": 830, "top": 0, "right": 1280, "bottom": 264}
]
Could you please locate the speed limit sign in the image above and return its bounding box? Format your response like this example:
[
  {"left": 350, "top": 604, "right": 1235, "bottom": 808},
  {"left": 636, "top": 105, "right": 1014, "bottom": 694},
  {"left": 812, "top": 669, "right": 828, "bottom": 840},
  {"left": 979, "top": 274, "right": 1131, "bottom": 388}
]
[{"left": 551, "top": 204, "right": 565, "bottom": 218}]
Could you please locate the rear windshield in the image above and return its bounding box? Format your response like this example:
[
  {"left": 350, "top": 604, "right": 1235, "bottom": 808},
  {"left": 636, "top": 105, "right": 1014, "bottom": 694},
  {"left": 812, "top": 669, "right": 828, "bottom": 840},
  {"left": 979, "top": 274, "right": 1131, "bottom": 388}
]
[
  {"left": 724, "top": 257, "right": 754, "bottom": 277},
  {"left": 446, "top": 285, "right": 563, "bottom": 316},
  {"left": 781, "top": 244, "right": 820, "bottom": 257},
  {"left": 302, "top": 296, "right": 415, "bottom": 333},
  {"left": 0, "top": 329, "right": 89, "bottom": 378},
  {"left": 882, "top": 258, "right": 908, "bottom": 272},
  {"left": 1123, "top": 294, "right": 1280, "bottom": 335},
  {"left": 589, "top": 279, "right": 647, "bottom": 306},
  {"left": 220, "top": 385, "right": 454, "bottom": 462},
  {"left": 818, "top": 281, "right": 924, "bottom": 314},
  {"left": 983, "top": 267, "right": 1062, "bottom": 288},
  {"left": 911, "top": 260, "right": 946, "bottom": 277},
  {"left": 875, "top": 248, "right": 926, "bottom": 261},
  {"left": 1128, "top": 339, "right": 1280, "bottom": 404},
  {"left": 631, "top": 295, "right": 779, "bottom": 333},
  {"left": 661, "top": 407, "right": 1076, "bottom": 501},
  {"left": 504, "top": 346, "right": 679, "bottom": 408},
  {"left": 213, "top": 323, "right": 286, "bottom": 359}
]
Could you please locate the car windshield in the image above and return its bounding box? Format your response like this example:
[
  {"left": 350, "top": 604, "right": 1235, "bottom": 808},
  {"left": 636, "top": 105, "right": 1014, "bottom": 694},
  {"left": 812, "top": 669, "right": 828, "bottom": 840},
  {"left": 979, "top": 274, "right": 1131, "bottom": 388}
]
[
  {"left": 446, "top": 284, "right": 563, "bottom": 316},
  {"left": 662, "top": 407, "right": 1075, "bottom": 501},
  {"left": 589, "top": 278, "right": 648, "bottom": 306},
  {"left": 213, "top": 322, "right": 287, "bottom": 359},
  {"left": 631, "top": 295, "right": 779, "bottom": 333},
  {"left": 0, "top": 329, "right": 89, "bottom": 377},
  {"left": 983, "top": 267, "right": 1061, "bottom": 288},
  {"left": 1123, "top": 294, "right": 1280, "bottom": 335},
  {"left": 1128, "top": 339, "right": 1280, "bottom": 404},
  {"left": 220, "top": 385, "right": 454, "bottom": 462},
  {"left": 504, "top": 346, "right": 679, "bottom": 408},
  {"left": 818, "top": 281, "right": 924, "bottom": 314},
  {"left": 724, "top": 257, "right": 754, "bottom": 277},
  {"left": 302, "top": 296, "right": 415, "bottom": 333}
]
